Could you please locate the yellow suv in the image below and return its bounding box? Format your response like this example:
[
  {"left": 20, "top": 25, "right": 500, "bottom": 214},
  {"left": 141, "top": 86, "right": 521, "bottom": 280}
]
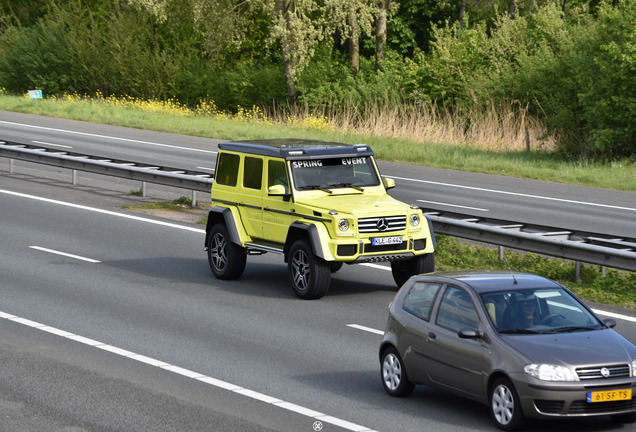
[{"left": 205, "top": 139, "right": 436, "bottom": 299}]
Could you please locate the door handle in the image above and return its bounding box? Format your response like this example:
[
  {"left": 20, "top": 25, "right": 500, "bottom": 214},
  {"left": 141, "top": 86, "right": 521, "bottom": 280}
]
[{"left": 428, "top": 332, "right": 437, "bottom": 340}]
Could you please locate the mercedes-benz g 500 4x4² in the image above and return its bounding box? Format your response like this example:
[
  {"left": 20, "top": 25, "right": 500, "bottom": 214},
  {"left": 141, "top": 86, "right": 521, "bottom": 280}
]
[{"left": 205, "top": 139, "right": 436, "bottom": 299}]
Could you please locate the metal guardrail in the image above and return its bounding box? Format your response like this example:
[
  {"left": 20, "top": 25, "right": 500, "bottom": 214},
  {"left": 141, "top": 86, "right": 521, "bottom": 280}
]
[
  {"left": 421, "top": 209, "right": 636, "bottom": 273},
  {"left": 2, "top": 140, "right": 635, "bottom": 273},
  {"left": 0, "top": 141, "right": 214, "bottom": 192}
]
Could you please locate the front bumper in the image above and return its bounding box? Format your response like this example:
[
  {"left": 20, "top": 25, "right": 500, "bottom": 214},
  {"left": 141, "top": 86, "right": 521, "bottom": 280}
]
[{"left": 513, "top": 375, "right": 636, "bottom": 419}]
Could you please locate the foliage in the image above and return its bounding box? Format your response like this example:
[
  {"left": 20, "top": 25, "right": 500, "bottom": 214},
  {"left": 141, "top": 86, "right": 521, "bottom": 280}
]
[{"left": 0, "top": 0, "right": 633, "bottom": 159}]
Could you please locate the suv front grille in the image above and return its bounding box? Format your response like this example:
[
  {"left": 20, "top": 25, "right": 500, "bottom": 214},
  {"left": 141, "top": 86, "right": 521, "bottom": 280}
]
[
  {"left": 358, "top": 216, "right": 406, "bottom": 233},
  {"left": 576, "top": 364, "right": 631, "bottom": 380}
]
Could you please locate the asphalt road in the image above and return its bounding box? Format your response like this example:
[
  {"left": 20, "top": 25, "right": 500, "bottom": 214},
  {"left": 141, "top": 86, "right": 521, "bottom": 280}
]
[{"left": 1, "top": 111, "right": 636, "bottom": 432}]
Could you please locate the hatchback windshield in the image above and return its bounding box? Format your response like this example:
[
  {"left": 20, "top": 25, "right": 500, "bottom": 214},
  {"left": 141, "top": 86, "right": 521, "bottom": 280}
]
[
  {"left": 290, "top": 156, "right": 380, "bottom": 190},
  {"left": 480, "top": 287, "right": 602, "bottom": 334}
]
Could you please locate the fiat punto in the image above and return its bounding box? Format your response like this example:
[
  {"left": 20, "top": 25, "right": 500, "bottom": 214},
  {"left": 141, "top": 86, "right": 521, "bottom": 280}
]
[{"left": 379, "top": 271, "right": 636, "bottom": 430}]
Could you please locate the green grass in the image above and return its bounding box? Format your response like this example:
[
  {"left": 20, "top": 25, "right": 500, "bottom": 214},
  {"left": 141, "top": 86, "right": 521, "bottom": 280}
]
[{"left": 2, "top": 94, "right": 635, "bottom": 310}]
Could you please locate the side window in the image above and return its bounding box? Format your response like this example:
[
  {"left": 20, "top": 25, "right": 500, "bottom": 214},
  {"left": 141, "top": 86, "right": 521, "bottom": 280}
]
[
  {"left": 436, "top": 286, "right": 479, "bottom": 332},
  {"left": 268, "top": 159, "right": 289, "bottom": 193},
  {"left": 243, "top": 156, "right": 263, "bottom": 190},
  {"left": 403, "top": 282, "right": 441, "bottom": 321},
  {"left": 215, "top": 153, "right": 239, "bottom": 186}
]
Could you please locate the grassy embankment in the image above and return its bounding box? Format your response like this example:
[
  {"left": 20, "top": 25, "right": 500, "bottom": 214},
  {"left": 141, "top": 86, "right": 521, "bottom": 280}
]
[{"left": 1, "top": 92, "right": 634, "bottom": 310}]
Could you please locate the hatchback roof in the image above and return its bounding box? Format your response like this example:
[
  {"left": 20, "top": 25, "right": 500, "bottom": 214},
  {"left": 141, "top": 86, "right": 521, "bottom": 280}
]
[
  {"left": 410, "top": 271, "right": 562, "bottom": 293},
  {"left": 218, "top": 139, "right": 374, "bottom": 160}
]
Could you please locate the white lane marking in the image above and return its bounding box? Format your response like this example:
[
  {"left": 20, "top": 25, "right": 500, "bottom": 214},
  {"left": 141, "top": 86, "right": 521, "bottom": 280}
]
[
  {"left": 32, "top": 140, "right": 72, "bottom": 149},
  {"left": 417, "top": 199, "right": 489, "bottom": 212},
  {"left": 347, "top": 324, "right": 384, "bottom": 335},
  {"left": 3, "top": 187, "right": 635, "bottom": 324},
  {"left": 359, "top": 263, "right": 390, "bottom": 270},
  {"left": 0, "top": 310, "right": 378, "bottom": 432},
  {"left": 393, "top": 175, "right": 636, "bottom": 213},
  {"left": 29, "top": 246, "right": 100, "bottom": 263},
  {"left": 0, "top": 120, "right": 217, "bottom": 154},
  {"left": 196, "top": 166, "right": 215, "bottom": 172},
  {"left": 0, "top": 189, "right": 205, "bottom": 234},
  {"left": 593, "top": 309, "right": 636, "bottom": 324}
]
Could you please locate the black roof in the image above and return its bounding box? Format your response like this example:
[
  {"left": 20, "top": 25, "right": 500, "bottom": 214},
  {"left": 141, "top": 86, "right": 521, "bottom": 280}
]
[
  {"left": 218, "top": 139, "right": 375, "bottom": 160},
  {"left": 410, "top": 271, "right": 563, "bottom": 294}
]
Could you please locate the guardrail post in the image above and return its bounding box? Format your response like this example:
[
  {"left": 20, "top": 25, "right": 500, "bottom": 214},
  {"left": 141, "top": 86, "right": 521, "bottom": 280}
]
[
  {"left": 498, "top": 246, "right": 504, "bottom": 261},
  {"left": 575, "top": 261, "right": 581, "bottom": 282},
  {"left": 142, "top": 181, "right": 146, "bottom": 197},
  {"left": 192, "top": 190, "right": 197, "bottom": 207},
  {"left": 9, "top": 158, "right": 13, "bottom": 174},
  {"left": 72, "top": 169, "right": 77, "bottom": 185}
]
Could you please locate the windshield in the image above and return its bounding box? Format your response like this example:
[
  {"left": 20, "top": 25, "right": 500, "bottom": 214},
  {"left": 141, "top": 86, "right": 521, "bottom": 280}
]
[
  {"left": 480, "top": 287, "right": 603, "bottom": 334},
  {"left": 290, "top": 156, "right": 380, "bottom": 191}
]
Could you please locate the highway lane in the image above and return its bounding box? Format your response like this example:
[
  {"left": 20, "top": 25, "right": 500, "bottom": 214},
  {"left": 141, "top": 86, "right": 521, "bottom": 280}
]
[
  {"left": 2, "top": 110, "right": 636, "bottom": 238},
  {"left": 2, "top": 177, "right": 636, "bottom": 432}
]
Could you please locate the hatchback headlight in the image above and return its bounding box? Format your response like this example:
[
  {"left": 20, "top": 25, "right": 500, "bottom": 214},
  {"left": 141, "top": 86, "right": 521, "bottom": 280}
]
[
  {"left": 524, "top": 364, "right": 575, "bottom": 381},
  {"left": 632, "top": 360, "right": 636, "bottom": 376},
  {"left": 338, "top": 218, "right": 350, "bottom": 232}
]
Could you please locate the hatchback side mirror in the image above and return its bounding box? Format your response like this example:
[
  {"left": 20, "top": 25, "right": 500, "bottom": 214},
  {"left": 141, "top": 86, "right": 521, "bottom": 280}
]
[
  {"left": 458, "top": 329, "right": 483, "bottom": 339},
  {"left": 603, "top": 318, "right": 617, "bottom": 328}
]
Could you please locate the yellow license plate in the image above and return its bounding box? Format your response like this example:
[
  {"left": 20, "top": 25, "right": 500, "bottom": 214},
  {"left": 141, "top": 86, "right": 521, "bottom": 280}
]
[{"left": 587, "top": 389, "right": 632, "bottom": 403}]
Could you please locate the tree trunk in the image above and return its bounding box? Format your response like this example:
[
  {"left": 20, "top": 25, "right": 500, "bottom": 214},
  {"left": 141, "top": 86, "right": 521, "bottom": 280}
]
[
  {"left": 348, "top": 8, "right": 360, "bottom": 74},
  {"left": 276, "top": 0, "right": 297, "bottom": 110},
  {"left": 508, "top": 0, "right": 516, "bottom": 18},
  {"left": 458, "top": 0, "right": 468, "bottom": 30},
  {"left": 375, "top": 0, "right": 388, "bottom": 72}
]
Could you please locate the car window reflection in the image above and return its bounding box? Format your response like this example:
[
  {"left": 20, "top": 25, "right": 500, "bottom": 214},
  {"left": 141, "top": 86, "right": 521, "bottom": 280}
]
[{"left": 436, "top": 286, "right": 479, "bottom": 332}]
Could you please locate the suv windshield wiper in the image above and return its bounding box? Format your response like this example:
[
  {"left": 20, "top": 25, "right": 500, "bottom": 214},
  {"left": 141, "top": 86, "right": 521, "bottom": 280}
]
[
  {"left": 297, "top": 185, "right": 333, "bottom": 194},
  {"left": 328, "top": 182, "right": 364, "bottom": 191}
]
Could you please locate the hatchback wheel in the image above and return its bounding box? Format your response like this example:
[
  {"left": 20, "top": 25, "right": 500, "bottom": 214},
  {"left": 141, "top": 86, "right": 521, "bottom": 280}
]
[
  {"left": 207, "top": 224, "right": 246, "bottom": 280},
  {"left": 288, "top": 239, "right": 330, "bottom": 299},
  {"left": 381, "top": 347, "right": 414, "bottom": 397},
  {"left": 490, "top": 377, "right": 525, "bottom": 431}
]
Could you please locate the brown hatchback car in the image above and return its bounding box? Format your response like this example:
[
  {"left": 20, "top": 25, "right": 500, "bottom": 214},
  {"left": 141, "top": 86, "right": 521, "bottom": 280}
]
[{"left": 379, "top": 271, "right": 636, "bottom": 430}]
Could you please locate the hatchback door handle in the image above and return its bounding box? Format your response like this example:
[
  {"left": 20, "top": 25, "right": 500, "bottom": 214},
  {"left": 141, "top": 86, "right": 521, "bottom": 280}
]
[{"left": 428, "top": 332, "right": 437, "bottom": 340}]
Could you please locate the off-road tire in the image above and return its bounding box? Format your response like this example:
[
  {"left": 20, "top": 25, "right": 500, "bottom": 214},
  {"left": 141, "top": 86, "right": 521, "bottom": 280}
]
[
  {"left": 288, "top": 239, "right": 331, "bottom": 299},
  {"left": 390, "top": 253, "right": 435, "bottom": 288},
  {"left": 207, "top": 223, "right": 246, "bottom": 280}
]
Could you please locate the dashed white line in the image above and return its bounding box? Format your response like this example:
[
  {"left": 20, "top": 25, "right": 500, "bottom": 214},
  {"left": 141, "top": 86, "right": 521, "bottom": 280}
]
[
  {"left": 347, "top": 324, "right": 384, "bottom": 335},
  {"left": 29, "top": 246, "right": 100, "bottom": 263},
  {"left": 0, "top": 310, "right": 378, "bottom": 432}
]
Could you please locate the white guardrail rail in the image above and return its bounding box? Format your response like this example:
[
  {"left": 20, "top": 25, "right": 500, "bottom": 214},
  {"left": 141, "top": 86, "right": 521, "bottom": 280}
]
[{"left": 2, "top": 140, "right": 635, "bottom": 273}]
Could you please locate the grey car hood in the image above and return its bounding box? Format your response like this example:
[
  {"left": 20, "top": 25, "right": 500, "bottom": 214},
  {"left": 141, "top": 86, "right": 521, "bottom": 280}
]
[{"left": 503, "top": 329, "right": 636, "bottom": 366}]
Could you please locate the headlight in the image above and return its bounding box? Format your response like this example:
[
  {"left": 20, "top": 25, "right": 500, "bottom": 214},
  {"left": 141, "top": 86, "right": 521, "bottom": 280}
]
[
  {"left": 524, "top": 364, "right": 575, "bottom": 381},
  {"left": 632, "top": 360, "right": 636, "bottom": 376},
  {"left": 409, "top": 213, "right": 420, "bottom": 227},
  {"left": 338, "top": 219, "right": 350, "bottom": 232}
]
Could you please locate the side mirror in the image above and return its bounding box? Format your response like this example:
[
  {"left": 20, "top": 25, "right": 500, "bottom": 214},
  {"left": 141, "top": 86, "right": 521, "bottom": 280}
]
[
  {"left": 268, "top": 184, "right": 287, "bottom": 195},
  {"left": 383, "top": 177, "right": 395, "bottom": 190},
  {"left": 458, "top": 328, "right": 483, "bottom": 339},
  {"left": 603, "top": 318, "right": 617, "bottom": 328}
]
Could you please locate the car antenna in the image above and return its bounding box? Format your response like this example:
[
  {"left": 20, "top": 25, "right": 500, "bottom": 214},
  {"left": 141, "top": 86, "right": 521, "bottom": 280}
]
[{"left": 502, "top": 252, "right": 518, "bottom": 284}]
